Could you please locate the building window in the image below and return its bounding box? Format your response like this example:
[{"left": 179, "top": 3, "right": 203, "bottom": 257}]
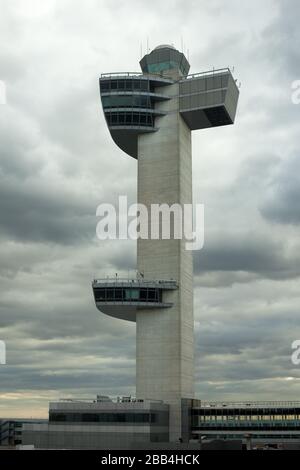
[
  {"left": 100, "top": 79, "right": 150, "bottom": 93},
  {"left": 125, "top": 289, "right": 139, "bottom": 300},
  {"left": 49, "top": 412, "right": 155, "bottom": 424},
  {"left": 102, "top": 95, "right": 152, "bottom": 109},
  {"left": 94, "top": 287, "right": 162, "bottom": 303}
]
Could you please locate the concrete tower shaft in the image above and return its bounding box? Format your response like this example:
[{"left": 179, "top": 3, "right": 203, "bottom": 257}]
[{"left": 136, "top": 70, "right": 194, "bottom": 440}]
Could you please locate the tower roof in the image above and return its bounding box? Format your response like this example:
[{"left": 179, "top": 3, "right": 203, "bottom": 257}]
[
  {"left": 154, "top": 44, "right": 176, "bottom": 50},
  {"left": 140, "top": 45, "right": 190, "bottom": 76}
]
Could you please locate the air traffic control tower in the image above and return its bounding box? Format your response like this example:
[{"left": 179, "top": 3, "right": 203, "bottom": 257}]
[{"left": 93, "top": 45, "right": 239, "bottom": 441}]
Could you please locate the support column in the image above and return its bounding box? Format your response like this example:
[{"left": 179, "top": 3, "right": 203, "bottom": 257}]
[{"left": 136, "top": 77, "right": 194, "bottom": 441}]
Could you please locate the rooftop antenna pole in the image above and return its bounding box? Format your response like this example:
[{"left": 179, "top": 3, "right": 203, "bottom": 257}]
[
  {"left": 181, "top": 36, "right": 183, "bottom": 52},
  {"left": 147, "top": 37, "right": 149, "bottom": 53}
]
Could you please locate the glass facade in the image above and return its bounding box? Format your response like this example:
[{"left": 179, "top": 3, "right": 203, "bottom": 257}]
[
  {"left": 102, "top": 95, "right": 152, "bottom": 109},
  {"left": 140, "top": 47, "right": 190, "bottom": 76},
  {"left": 100, "top": 79, "right": 150, "bottom": 92},
  {"left": 49, "top": 412, "right": 156, "bottom": 424},
  {"left": 94, "top": 287, "right": 162, "bottom": 303},
  {"left": 200, "top": 433, "right": 300, "bottom": 440},
  {"left": 100, "top": 78, "right": 162, "bottom": 131},
  {"left": 147, "top": 61, "right": 181, "bottom": 74},
  {"left": 105, "top": 112, "right": 154, "bottom": 127},
  {"left": 192, "top": 407, "right": 300, "bottom": 432}
]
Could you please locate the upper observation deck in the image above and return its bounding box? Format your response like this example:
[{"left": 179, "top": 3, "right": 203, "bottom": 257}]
[
  {"left": 99, "top": 47, "right": 239, "bottom": 159},
  {"left": 99, "top": 72, "right": 174, "bottom": 158}
]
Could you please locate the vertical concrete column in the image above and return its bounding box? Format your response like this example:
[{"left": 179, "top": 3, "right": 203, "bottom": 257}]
[{"left": 136, "top": 72, "right": 194, "bottom": 441}]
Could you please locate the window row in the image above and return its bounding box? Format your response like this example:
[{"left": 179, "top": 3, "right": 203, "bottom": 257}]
[
  {"left": 49, "top": 412, "right": 156, "bottom": 423},
  {"left": 193, "top": 409, "right": 300, "bottom": 416},
  {"left": 101, "top": 79, "right": 150, "bottom": 92},
  {"left": 94, "top": 287, "right": 162, "bottom": 303},
  {"left": 195, "top": 415, "right": 300, "bottom": 421},
  {"left": 147, "top": 61, "right": 180, "bottom": 74},
  {"left": 201, "top": 433, "right": 300, "bottom": 440},
  {"left": 195, "top": 425, "right": 300, "bottom": 431},
  {"left": 105, "top": 112, "right": 154, "bottom": 127},
  {"left": 102, "top": 95, "right": 152, "bottom": 109},
  {"left": 179, "top": 74, "right": 230, "bottom": 95}
]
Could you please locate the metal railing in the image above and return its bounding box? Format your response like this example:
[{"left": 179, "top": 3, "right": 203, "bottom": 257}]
[
  {"left": 93, "top": 277, "right": 178, "bottom": 287},
  {"left": 199, "top": 401, "right": 300, "bottom": 409},
  {"left": 100, "top": 72, "right": 174, "bottom": 83},
  {"left": 100, "top": 90, "right": 170, "bottom": 99},
  {"left": 58, "top": 396, "right": 164, "bottom": 404},
  {"left": 183, "top": 67, "right": 231, "bottom": 80},
  {"left": 101, "top": 72, "right": 143, "bottom": 78}
]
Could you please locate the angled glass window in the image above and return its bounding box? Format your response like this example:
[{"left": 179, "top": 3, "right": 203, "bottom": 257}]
[
  {"left": 100, "top": 81, "right": 110, "bottom": 91},
  {"left": 147, "top": 61, "right": 179, "bottom": 73},
  {"left": 125, "top": 289, "right": 139, "bottom": 300}
]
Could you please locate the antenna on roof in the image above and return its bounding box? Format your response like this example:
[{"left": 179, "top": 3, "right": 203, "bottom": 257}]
[{"left": 181, "top": 36, "right": 183, "bottom": 52}]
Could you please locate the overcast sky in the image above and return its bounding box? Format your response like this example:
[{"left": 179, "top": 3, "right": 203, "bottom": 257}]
[{"left": 0, "top": 0, "right": 300, "bottom": 418}]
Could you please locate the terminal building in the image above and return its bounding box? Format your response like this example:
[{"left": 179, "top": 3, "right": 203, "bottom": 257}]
[
  {"left": 0, "top": 418, "right": 46, "bottom": 447},
  {"left": 22, "top": 397, "right": 170, "bottom": 449},
  {"left": 21, "top": 398, "right": 300, "bottom": 449},
  {"left": 191, "top": 400, "right": 300, "bottom": 448}
]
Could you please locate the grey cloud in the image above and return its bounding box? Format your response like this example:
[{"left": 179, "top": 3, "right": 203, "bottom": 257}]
[
  {"left": 194, "top": 232, "right": 300, "bottom": 281},
  {"left": 261, "top": 0, "right": 300, "bottom": 79},
  {"left": 0, "top": 177, "right": 96, "bottom": 244},
  {"left": 260, "top": 154, "right": 300, "bottom": 224}
]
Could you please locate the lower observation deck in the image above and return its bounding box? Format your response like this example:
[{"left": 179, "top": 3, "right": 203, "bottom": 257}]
[{"left": 92, "top": 278, "right": 178, "bottom": 322}]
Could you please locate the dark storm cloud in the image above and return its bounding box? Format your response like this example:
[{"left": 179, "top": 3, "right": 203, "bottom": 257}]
[
  {"left": 260, "top": 154, "right": 300, "bottom": 225},
  {"left": 0, "top": 178, "right": 96, "bottom": 244},
  {"left": 0, "top": 364, "right": 135, "bottom": 392},
  {"left": 194, "top": 232, "right": 300, "bottom": 281}
]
